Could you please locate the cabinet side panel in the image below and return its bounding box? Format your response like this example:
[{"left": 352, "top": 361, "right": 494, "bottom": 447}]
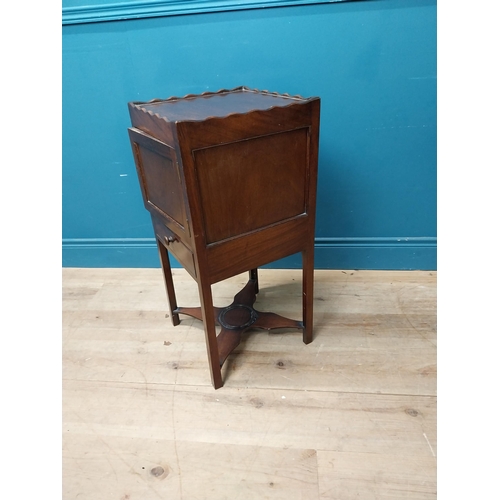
[
  {"left": 129, "top": 129, "right": 187, "bottom": 232},
  {"left": 194, "top": 128, "right": 309, "bottom": 244}
]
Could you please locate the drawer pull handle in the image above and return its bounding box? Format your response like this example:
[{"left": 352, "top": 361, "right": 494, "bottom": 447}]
[{"left": 165, "top": 235, "right": 178, "bottom": 245}]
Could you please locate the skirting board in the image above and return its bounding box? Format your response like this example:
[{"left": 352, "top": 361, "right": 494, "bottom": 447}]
[{"left": 62, "top": 237, "right": 437, "bottom": 270}]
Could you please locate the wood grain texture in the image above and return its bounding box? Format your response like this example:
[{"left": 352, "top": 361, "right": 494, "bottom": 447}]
[{"left": 63, "top": 268, "right": 436, "bottom": 499}]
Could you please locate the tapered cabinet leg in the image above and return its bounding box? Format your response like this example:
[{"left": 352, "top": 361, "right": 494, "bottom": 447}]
[
  {"left": 302, "top": 246, "right": 314, "bottom": 344},
  {"left": 197, "top": 279, "right": 224, "bottom": 389},
  {"left": 157, "top": 239, "right": 180, "bottom": 326},
  {"left": 249, "top": 268, "right": 259, "bottom": 293}
]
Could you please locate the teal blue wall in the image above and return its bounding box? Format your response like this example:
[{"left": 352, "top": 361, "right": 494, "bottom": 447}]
[{"left": 62, "top": 0, "right": 436, "bottom": 269}]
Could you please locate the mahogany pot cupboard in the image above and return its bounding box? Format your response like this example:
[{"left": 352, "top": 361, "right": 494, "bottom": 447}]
[{"left": 128, "top": 87, "right": 320, "bottom": 388}]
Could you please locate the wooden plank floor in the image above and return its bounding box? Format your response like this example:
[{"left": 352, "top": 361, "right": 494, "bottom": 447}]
[{"left": 63, "top": 268, "right": 437, "bottom": 499}]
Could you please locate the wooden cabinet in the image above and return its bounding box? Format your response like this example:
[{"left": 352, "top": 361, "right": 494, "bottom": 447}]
[{"left": 128, "top": 86, "right": 320, "bottom": 388}]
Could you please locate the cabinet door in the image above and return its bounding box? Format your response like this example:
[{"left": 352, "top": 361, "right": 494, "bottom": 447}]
[{"left": 129, "top": 128, "right": 189, "bottom": 237}]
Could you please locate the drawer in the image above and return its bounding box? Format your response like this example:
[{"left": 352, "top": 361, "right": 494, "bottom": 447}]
[{"left": 152, "top": 217, "right": 197, "bottom": 279}]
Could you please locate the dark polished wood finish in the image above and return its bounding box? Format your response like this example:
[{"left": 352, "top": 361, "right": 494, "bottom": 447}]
[{"left": 128, "top": 86, "right": 320, "bottom": 389}]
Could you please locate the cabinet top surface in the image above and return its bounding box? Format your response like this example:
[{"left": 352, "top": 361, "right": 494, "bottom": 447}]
[{"left": 129, "top": 86, "right": 317, "bottom": 123}]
